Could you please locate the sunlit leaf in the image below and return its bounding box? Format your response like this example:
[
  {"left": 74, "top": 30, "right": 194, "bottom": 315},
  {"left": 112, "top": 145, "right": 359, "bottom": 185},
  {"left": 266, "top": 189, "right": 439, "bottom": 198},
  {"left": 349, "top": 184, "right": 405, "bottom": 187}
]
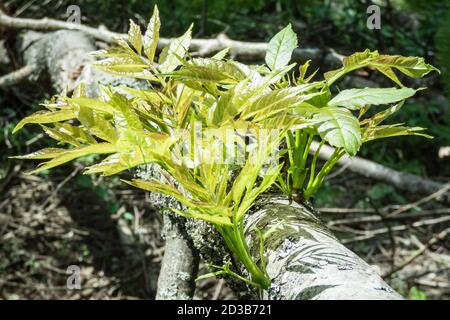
[
  {"left": 13, "top": 109, "right": 76, "bottom": 134},
  {"left": 11, "top": 148, "right": 69, "bottom": 160},
  {"left": 314, "top": 107, "right": 361, "bottom": 156},
  {"left": 328, "top": 87, "right": 416, "bottom": 110},
  {"left": 265, "top": 24, "right": 298, "bottom": 71},
  {"left": 159, "top": 25, "right": 192, "bottom": 73},
  {"left": 325, "top": 50, "right": 439, "bottom": 86},
  {"left": 364, "top": 125, "right": 432, "bottom": 141},
  {"left": 143, "top": 5, "right": 160, "bottom": 62},
  {"left": 373, "top": 55, "right": 439, "bottom": 78},
  {"left": 211, "top": 47, "right": 229, "bottom": 60},
  {"left": 26, "top": 143, "right": 116, "bottom": 174},
  {"left": 168, "top": 58, "right": 246, "bottom": 83},
  {"left": 128, "top": 20, "right": 142, "bottom": 55}
]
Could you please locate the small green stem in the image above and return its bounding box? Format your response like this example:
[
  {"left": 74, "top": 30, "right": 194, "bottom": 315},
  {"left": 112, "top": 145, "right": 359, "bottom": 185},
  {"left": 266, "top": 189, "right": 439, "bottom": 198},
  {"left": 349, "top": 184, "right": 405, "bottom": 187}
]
[
  {"left": 219, "top": 222, "right": 271, "bottom": 289},
  {"left": 300, "top": 133, "right": 314, "bottom": 170},
  {"left": 304, "top": 148, "right": 344, "bottom": 199},
  {"left": 306, "top": 140, "right": 324, "bottom": 190},
  {"left": 286, "top": 131, "right": 295, "bottom": 165}
]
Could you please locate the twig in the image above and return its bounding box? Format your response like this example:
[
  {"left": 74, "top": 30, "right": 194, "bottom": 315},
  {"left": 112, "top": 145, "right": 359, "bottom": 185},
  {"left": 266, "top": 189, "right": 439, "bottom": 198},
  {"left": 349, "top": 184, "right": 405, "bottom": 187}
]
[
  {"left": 156, "top": 214, "right": 199, "bottom": 300},
  {"left": 388, "top": 184, "right": 450, "bottom": 217},
  {"left": 383, "top": 229, "right": 449, "bottom": 278},
  {"left": 0, "top": 11, "right": 342, "bottom": 63},
  {"left": 212, "top": 278, "right": 225, "bottom": 300},
  {"left": 40, "top": 166, "right": 81, "bottom": 208},
  {"left": 368, "top": 197, "right": 397, "bottom": 269},
  {"left": 341, "top": 216, "right": 450, "bottom": 243},
  {"left": 413, "top": 279, "right": 450, "bottom": 289},
  {"left": 327, "top": 208, "right": 450, "bottom": 226}
]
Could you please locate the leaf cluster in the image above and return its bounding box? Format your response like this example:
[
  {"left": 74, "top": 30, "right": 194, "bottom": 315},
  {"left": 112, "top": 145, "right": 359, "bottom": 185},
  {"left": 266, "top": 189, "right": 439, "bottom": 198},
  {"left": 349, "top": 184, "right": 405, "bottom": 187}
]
[{"left": 12, "top": 6, "right": 438, "bottom": 288}]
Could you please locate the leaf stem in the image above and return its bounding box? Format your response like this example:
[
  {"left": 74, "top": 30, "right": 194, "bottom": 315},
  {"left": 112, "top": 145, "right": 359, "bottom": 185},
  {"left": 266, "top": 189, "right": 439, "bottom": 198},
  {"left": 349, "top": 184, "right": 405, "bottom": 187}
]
[{"left": 304, "top": 147, "right": 344, "bottom": 199}]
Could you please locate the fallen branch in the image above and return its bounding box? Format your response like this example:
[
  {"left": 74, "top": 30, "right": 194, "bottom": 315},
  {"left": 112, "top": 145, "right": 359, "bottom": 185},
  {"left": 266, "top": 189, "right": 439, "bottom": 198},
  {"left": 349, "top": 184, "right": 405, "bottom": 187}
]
[
  {"left": 0, "top": 11, "right": 343, "bottom": 64},
  {"left": 0, "top": 65, "right": 34, "bottom": 87},
  {"left": 310, "top": 141, "right": 450, "bottom": 203},
  {"left": 327, "top": 208, "right": 450, "bottom": 226},
  {"left": 156, "top": 214, "right": 199, "bottom": 300},
  {"left": 245, "top": 198, "right": 402, "bottom": 299}
]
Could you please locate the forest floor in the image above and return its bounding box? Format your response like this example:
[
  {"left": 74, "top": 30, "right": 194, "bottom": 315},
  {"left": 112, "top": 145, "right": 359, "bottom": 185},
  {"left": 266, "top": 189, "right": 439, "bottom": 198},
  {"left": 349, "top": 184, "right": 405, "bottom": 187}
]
[{"left": 0, "top": 161, "right": 448, "bottom": 300}]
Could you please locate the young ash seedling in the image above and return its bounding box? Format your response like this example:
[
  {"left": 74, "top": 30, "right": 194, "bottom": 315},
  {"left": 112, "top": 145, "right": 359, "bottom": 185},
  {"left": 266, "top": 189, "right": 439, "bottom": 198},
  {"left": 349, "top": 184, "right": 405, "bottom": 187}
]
[{"left": 12, "top": 6, "right": 438, "bottom": 289}]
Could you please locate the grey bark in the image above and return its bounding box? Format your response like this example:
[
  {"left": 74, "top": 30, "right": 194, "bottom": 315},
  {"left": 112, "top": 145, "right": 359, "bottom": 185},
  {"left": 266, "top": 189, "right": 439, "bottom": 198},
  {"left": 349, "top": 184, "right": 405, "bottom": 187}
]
[
  {"left": 0, "top": 65, "right": 34, "bottom": 87},
  {"left": 11, "top": 29, "right": 402, "bottom": 300},
  {"left": 156, "top": 214, "right": 199, "bottom": 300},
  {"left": 19, "top": 30, "right": 95, "bottom": 92},
  {"left": 245, "top": 198, "right": 402, "bottom": 299}
]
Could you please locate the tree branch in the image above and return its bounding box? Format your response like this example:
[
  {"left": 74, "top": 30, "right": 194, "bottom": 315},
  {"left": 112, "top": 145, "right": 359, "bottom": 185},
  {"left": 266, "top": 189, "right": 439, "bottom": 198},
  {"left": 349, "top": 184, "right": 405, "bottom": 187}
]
[
  {"left": 0, "top": 65, "right": 34, "bottom": 87},
  {"left": 156, "top": 214, "right": 199, "bottom": 300},
  {"left": 245, "top": 198, "right": 403, "bottom": 299},
  {"left": 0, "top": 11, "right": 342, "bottom": 65},
  {"left": 310, "top": 141, "right": 450, "bottom": 204}
]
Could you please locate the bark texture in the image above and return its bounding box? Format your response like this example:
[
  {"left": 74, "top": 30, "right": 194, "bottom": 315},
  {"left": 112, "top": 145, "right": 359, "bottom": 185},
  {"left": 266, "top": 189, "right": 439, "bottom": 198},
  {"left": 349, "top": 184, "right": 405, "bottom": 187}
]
[
  {"left": 156, "top": 214, "right": 199, "bottom": 300},
  {"left": 245, "top": 198, "right": 402, "bottom": 299}
]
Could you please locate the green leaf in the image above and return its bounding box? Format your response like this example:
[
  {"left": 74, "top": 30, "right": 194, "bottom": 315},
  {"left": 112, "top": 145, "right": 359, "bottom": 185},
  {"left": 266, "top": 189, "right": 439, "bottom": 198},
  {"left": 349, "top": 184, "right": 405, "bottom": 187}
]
[
  {"left": 158, "top": 46, "right": 170, "bottom": 65},
  {"left": 11, "top": 148, "right": 69, "bottom": 160},
  {"left": 25, "top": 143, "right": 116, "bottom": 174},
  {"left": 167, "top": 207, "right": 233, "bottom": 226},
  {"left": 109, "top": 93, "right": 143, "bottom": 131},
  {"left": 325, "top": 50, "right": 439, "bottom": 86},
  {"left": 143, "top": 5, "right": 160, "bottom": 62},
  {"left": 242, "top": 83, "right": 322, "bottom": 121},
  {"left": 324, "top": 49, "right": 378, "bottom": 85},
  {"left": 68, "top": 97, "right": 115, "bottom": 114},
  {"left": 265, "top": 24, "right": 298, "bottom": 71},
  {"left": 328, "top": 87, "right": 416, "bottom": 110},
  {"left": 211, "top": 47, "right": 229, "bottom": 60},
  {"left": 123, "top": 179, "right": 232, "bottom": 226},
  {"left": 361, "top": 101, "right": 404, "bottom": 126},
  {"left": 76, "top": 108, "right": 117, "bottom": 143},
  {"left": 169, "top": 58, "right": 246, "bottom": 83},
  {"left": 13, "top": 109, "right": 76, "bottom": 134},
  {"left": 159, "top": 25, "right": 192, "bottom": 73},
  {"left": 93, "top": 57, "right": 156, "bottom": 80},
  {"left": 373, "top": 55, "right": 440, "bottom": 78},
  {"left": 364, "top": 125, "right": 432, "bottom": 142},
  {"left": 235, "top": 164, "right": 282, "bottom": 221},
  {"left": 314, "top": 107, "right": 361, "bottom": 156},
  {"left": 128, "top": 20, "right": 142, "bottom": 55},
  {"left": 41, "top": 123, "right": 97, "bottom": 147}
]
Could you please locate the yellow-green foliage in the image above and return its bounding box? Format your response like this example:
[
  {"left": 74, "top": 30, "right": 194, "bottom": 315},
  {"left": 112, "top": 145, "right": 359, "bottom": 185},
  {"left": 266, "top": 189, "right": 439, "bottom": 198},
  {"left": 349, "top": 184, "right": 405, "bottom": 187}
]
[{"left": 12, "top": 6, "right": 438, "bottom": 288}]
